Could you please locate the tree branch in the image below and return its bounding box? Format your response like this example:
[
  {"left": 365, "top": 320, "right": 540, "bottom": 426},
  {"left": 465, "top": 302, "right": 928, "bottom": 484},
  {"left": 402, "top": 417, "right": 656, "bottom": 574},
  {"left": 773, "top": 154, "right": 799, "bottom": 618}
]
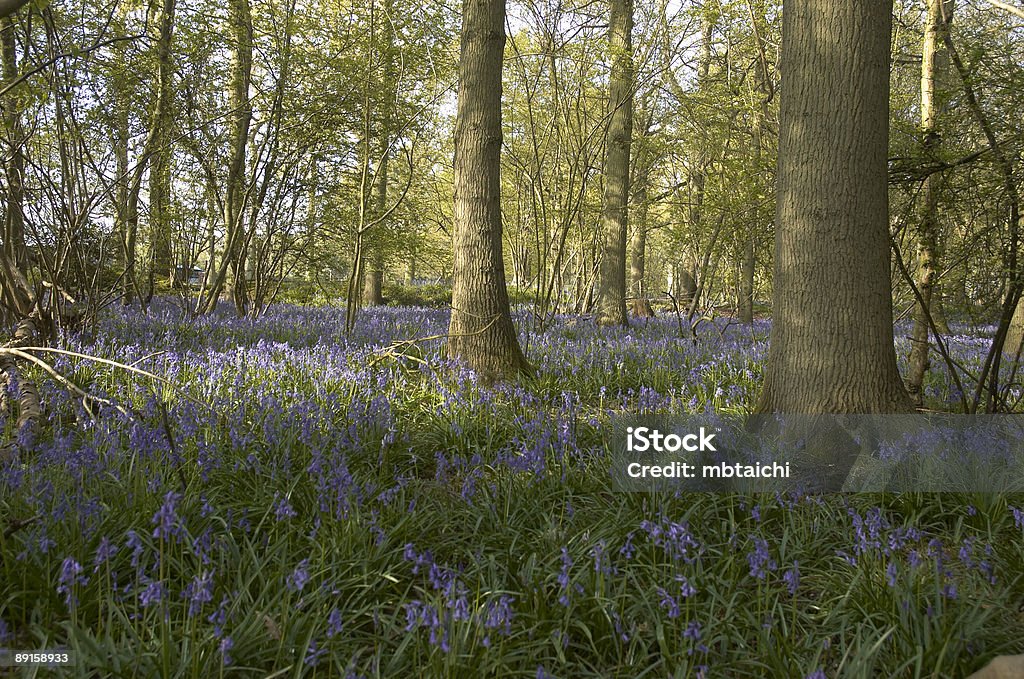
[{"left": 982, "top": 0, "right": 1024, "bottom": 20}]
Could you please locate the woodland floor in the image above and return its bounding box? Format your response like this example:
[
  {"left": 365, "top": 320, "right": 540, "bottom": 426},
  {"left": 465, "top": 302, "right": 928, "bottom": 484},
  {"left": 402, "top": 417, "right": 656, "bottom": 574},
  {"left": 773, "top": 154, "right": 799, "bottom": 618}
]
[{"left": 1, "top": 302, "right": 1022, "bottom": 677}]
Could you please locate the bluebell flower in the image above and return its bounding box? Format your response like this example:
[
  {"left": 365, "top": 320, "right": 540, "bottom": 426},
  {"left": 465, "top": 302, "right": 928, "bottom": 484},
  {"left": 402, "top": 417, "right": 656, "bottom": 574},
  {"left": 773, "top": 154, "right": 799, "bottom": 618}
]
[
  {"left": 287, "top": 559, "right": 311, "bottom": 593},
  {"left": 139, "top": 578, "right": 165, "bottom": 607},
  {"left": 684, "top": 621, "right": 708, "bottom": 654},
  {"left": 208, "top": 596, "right": 230, "bottom": 637},
  {"left": 93, "top": 537, "right": 116, "bottom": 572},
  {"left": 1011, "top": 506, "right": 1024, "bottom": 530},
  {"left": 783, "top": 561, "right": 800, "bottom": 595},
  {"left": 676, "top": 574, "right": 697, "bottom": 598},
  {"left": 182, "top": 571, "right": 214, "bottom": 616},
  {"left": 748, "top": 538, "right": 775, "bottom": 579},
  {"left": 151, "top": 491, "right": 183, "bottom": 540},
  {"left": 657, "top": 587, "right": 680, "bottom": 618},
  {"left": 273, "top": 493, "right": 298, "bottom": 521},
  {"left": 57, "top": 557, "right": 87, "bottom": 606},
  {"left": 304, "top": 641, "right": 326, "bottom": 667},
  {"left": 219, "top": 636, "right": 234, "bottom": 665}
]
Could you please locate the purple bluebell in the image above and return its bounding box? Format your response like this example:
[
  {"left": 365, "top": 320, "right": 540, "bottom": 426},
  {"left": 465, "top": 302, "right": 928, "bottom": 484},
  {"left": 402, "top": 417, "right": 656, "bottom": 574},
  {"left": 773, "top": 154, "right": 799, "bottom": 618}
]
[
  {"left": 287, "top": 559, "right": 311, "bottom": 593},
  {"left": 57, "top": 557, "right": 87, "bottom": 606},
  {"left": 93, "top": 537, "right": 116, "bottom": 572},
  {"left": 182, "top": 571, "right": 214, "bottom": 616},
  {"left": 151, "top": 491, "right": 183, "bottom": 540},
  {"left": 783, "top": 561, "right": 800, "bottom": 595},
  {"left": 327, "top": 607, "right": 344, "bottom": 638}
]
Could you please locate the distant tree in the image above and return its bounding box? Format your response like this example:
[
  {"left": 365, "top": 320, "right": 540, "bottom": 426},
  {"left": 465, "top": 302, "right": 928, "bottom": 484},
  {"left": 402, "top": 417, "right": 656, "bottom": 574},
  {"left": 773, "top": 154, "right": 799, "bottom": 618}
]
[
  {"left": 906, "top": 0, "right": 955, "bottom": 405},
  {"left": 202, "top": 0, "right": 253, "bottom": 314},
  {"left": 148, "top": 0, "right": 177, "bottom": 296},
  {"left": 755, "top": 0, "right": 914, "bottom": 413},
  {"left": 447, "top": 0, "right": 531, "bottom": 379},
  {"left": 2, "top": 13, "right": 25, "bottom": 273},
  {"left": 594, "top": 0, "right": 634, "bottom": 327}
]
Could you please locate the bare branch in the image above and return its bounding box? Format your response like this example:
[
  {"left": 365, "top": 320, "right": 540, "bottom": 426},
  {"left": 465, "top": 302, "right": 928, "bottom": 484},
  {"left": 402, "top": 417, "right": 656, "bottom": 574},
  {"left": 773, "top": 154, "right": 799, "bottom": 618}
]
[{"left": 982, "top": 0, "right": 1024, "bottom": 20}]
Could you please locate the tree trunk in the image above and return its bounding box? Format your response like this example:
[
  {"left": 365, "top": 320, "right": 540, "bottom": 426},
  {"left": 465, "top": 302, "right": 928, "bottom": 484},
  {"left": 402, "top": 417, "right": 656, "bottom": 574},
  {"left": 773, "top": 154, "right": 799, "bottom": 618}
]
[
  {"left": 210, "top": 0, "right": 253, "bottom": 315},
  {"left": 148, "top": 0, "right": 175, "bottom": 291},
  {"left": 675, "top": 263, "right": 697, "bottom": 308},
  {"left": 200, "top": 0, "right": 251, "bottom": 314},
  {"left": 629, "top": 169, "right": 654, "bottom": 317},
  {"left": 447, "top": 0, "right": 530, "bottom": 380},
  {"left": 0, "top": 17, "right": 32, "bottom": 320},
  {"left": 738, "top": 237, "right": 755, "bottom": 323},
  {"left": 363, "top": 145, "right": 388, "bottom": 307},
  {"left": 906, "top": 0, "right": 954, "bottom": 405},
  {"left": 740, "top": 1, "right": 771, "bottom": 326},
  {"left": 363, "top": 269, "right": 383, "bottom": 306},
  {"left": 1006, "top": 298, "right": 1024, "bottom": 365},
  {"left": 755, "top": 0, "right": 913, "bottom": 414},
  {"left": 2, "top": 16, "right": 27, "bottom": 272},
  {"left": 594, "top": 0, "right": 633, "bottom": 327},
  {"left": 112, "top": 55, "right": 134, "bottom": 303}
]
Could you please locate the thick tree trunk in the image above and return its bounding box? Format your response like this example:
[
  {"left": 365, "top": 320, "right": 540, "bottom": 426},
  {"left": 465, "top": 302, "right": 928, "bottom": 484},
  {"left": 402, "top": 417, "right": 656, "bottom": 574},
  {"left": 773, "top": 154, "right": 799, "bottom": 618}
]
[
  {"left": 906, "top": 0, "right": 954, "bottom": 405},
  {"left": 447, "top": 0, "right": 530, "bottom": 380},
  {"left": 755, "top": 0, "right": 913, "bottom": 414},
  {"left": 594, "top": 0, "right": 633, "bottom": 327},
  {"left": 674, "top": 263, "right": 697, "bottom": 308},
  {"left": 363, "top": 270, "right": 383, "bottom": 306}
]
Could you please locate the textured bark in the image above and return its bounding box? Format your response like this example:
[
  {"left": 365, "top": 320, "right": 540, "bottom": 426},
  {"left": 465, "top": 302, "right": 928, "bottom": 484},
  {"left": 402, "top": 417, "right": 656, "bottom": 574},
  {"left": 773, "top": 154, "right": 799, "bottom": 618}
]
[
  {"left": 674, "top": 264, "right": 697, "bottom": 308},
  {"left": 363, "top": 148, "right": 388, "bottom": 307},
  {"left": 2, "top": 17, "right": 26, "bottom": 272},
  {"left": 594, "top": 0, "right": 633, "bottom": 327},
  {"left": 226, "top": 0, "right": 252, "bottom": 314},
  {"left": 740, "top": 1, "right": 771, "bottom": 326},
  {"left": 113, "top": 71, "right": 133, "bottom": 301},
  {"left": 363, "top": 270, "right": 383, "bottom": 306},
  {"left": 148, "top": 0, "right": 176, "bottom": 289},
  {"left": 0, "top": 317, "right": 43, "bottom": 455},
  {"left": 447, "top": 0, "right": 530, "bottom": 380},
  {"left": 906, "top": 0, "right": 954, "bottom": 404},
  {"left": 1005, "top": 297, "right": 1024, "bottom": 363},
  {"left": 755, "top": 0, "right": 913, "bottom": 414},
  {"left": 629, "top": 169, "right": 654, "bottom": 317},
  {"left": 200, "top": 0, "right": 252, "bottom": 314},
  {"left": 0, "top": 18, "right": 30, "bottom": 319},
  {"left": 738, "top": 237, "right": 755, "bottom": 323}
]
